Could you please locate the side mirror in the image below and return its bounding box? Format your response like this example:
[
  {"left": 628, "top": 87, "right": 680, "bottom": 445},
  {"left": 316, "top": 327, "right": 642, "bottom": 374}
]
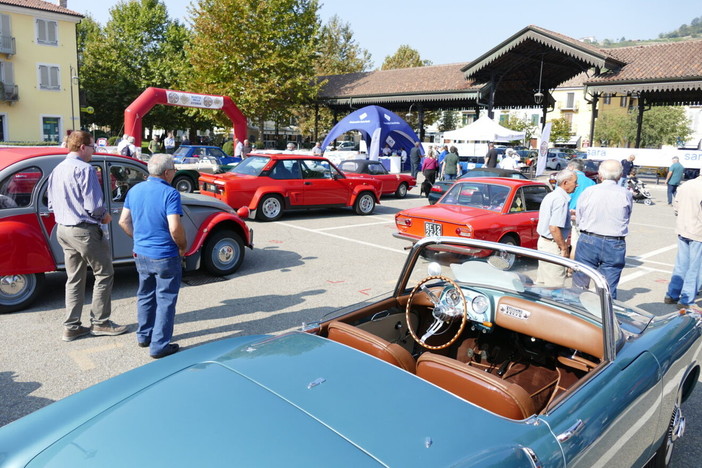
[{"left": 236, "top": 206, "right": 250, "bottom": 219}]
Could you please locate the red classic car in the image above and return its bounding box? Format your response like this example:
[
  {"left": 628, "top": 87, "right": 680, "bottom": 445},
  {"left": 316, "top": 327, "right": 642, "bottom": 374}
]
[
  {"left": 394, "top": 178, "right": 552, "bottom": 268},
  {"left": 198, "top": 153, "right": 382, "bottom": 221},
  {"left": 336, "top": 159, "right": 416, "bottom": 198},
  {"left": 0, "top": 147, "right": 253, "bottom": 313}
]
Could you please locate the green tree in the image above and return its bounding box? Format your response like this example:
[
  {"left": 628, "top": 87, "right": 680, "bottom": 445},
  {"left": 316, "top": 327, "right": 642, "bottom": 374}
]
[
  {"left": 503, "top": 113, "right": 537, "bottom": 143},
  {"left": 439, "top": 111, "right": 458, "bottom": 132},
  {"left": 79, "top": 0, "right": 193, "bottom": 134},
  {"left": 381, "top": 44, "right": 432, "bottom": 70},
  {"left": 315, "top": 15, "right": 372, "bottom": 75},
  {"left": 638, "top": 106, "right": 692, "bottom": 148},
  {"left": 548, "top": 117, "right": 572, "bottom": 144},
  {"left": 187, "top": 0, "right": 321, "bottom": 138},
  {"left": 594, "top": 112, "right": 634, "bottom": 147}
]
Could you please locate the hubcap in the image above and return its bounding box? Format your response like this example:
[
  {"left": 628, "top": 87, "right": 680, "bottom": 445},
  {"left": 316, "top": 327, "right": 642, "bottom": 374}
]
[
  {"left": 0, "top": 275, "right": 27, "bottom": 296},
  {"left": 217, "top": 244, "right": 234, "bottom": 264},
  {"left": 360, "top": 195, "right": 373, "bottom": 213},
  {"left": 262, "top": 198, "right": 281, "bottom": 218}
]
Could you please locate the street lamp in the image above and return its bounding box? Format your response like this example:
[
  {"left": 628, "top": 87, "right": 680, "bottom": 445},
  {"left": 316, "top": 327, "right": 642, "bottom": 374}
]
[
  {"left": 534, "top": 55, "right": 545, "bottom": 105},
  {"left": 69, "top": 65, "right": 79, "bottom": 131},
  {"left": 406, "top": 103, "right": 415, "bottom": 119}
]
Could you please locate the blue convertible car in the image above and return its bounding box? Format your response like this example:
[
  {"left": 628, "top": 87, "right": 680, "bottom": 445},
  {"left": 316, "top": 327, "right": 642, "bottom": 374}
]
[{"left": 0, "top": 238, "right": 699, "bottom": 466}]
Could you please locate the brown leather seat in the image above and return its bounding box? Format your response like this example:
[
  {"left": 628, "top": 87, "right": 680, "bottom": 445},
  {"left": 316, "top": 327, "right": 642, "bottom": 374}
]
[
  {"left": 416, "top": 353, "right": 534, "bottom": 420},
  {"left": 327, "top": 321, "right": 416, "bottom": 373}
]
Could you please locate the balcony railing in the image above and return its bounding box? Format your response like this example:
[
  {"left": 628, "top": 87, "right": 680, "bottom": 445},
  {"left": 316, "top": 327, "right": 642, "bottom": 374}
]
[
  {"left": 0, "top": 35, "right": 15, "bottom": 56},
  {"left": 1, "top": 83, "right": 18, "bottom": 102}
]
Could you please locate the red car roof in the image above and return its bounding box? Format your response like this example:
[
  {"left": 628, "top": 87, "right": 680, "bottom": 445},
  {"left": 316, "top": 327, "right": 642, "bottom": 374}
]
[
  {"left": 456, "top": 177, "right": 547, "bottom": 187},
  {"left": 0, "top": 147, "right": 140, "bottom": 170}
]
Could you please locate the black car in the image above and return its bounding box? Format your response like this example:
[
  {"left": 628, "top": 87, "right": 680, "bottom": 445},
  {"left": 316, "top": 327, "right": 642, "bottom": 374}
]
[{"left": 427, "top": 167, "right": 527, "bottom": 204}]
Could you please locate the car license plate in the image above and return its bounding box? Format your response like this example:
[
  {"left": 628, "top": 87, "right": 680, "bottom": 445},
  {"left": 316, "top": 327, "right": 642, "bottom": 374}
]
[{"left": 425, "top": 222, "right": 442, "bottom": 237}]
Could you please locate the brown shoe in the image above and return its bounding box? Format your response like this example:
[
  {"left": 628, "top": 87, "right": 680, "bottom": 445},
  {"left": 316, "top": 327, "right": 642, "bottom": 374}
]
[
  {"left": 664, "top": 296, "right": 677, "bottom": 304},
  {"left": 91, "top": 320, "right": 129, "bottom": 336},
  {"left": 63, "top": 326, "right": 90, "bottom": 342}
]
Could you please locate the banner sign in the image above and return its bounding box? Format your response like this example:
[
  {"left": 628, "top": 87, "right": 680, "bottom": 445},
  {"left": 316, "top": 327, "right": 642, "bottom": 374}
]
[
  {"left": 535, "top": 123, "right": 551, "bottom": 177},
  {"left": 166, "top": 91, "right": 224, "bottom": 110},
  {"left": 586, "top": 147, "right": 702, "bottom": 169}
]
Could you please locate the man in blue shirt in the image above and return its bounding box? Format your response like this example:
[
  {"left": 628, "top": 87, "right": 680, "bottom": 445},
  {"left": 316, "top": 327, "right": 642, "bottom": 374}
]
[
  {"left": 119, "top": 154, "right": 186, "bottom": 359},
  {"left": 566, "top": 159, "right": 596, "bottom": 258},
  {"left": 665, "top": 156, "right": 684, "bottom": 205}
]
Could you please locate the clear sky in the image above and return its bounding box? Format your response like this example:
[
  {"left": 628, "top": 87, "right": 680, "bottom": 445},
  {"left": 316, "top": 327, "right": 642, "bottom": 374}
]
[{"left": 67, "top": 0, "right": 698, "bottom": 68}]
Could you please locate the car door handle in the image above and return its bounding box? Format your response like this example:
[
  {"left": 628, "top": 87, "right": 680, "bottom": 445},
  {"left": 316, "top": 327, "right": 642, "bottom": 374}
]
[
  {"left": 556, "top": 419, "right": 584, "bottom": 442},
  {"left": 304, "top": 182, "right": 312, "bottom": 185},
  {"left": 111, "top": 208, "right": 121, "bottom": 214}
]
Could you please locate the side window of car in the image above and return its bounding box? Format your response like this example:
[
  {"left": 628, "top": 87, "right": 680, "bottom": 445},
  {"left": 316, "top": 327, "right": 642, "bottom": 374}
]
[
  {"left": 109, "top": 163, "right": 148, "bottom": 202},
  {"left": 270, "top": 160, "right": 301, "bottom": 180},
  {"left": 301, "top": 160, "right": 332, "bottom": 179},
  {"left": 369, "top": 163, "right": 386, "bottom": 175},
  {"left": 510, "top": 188, "right": 525, "bottom": 212},
  {"left": 522, "top": 186, "right": 550, "bottom": 211},
  {"left": 0, "top": 166, "right": 42, "bottom": 209},
  {"left": 207, "top": 148, "right": 225, "bottom": 158}
]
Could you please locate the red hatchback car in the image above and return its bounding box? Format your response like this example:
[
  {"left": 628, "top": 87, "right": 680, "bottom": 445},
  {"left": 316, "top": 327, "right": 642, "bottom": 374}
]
[
  {"left": 394, "top": 178, "right": 552, "bottom": 268},
  {"left": 0, "top": 147, "right": 253, "bottom": 313},
  {"left": 199, "top": 153, "right": 382, "bottom": 221},
  {"left": 336, "top": 159, "right": 416, "bottom": 198}
]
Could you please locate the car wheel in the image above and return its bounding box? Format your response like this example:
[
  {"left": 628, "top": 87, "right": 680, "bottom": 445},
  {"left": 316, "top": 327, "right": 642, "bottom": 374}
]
[
  {"left": 257, "top": 194, "right": 284, "bottom": 221},
  {"left": 354, "top": 192, "right": 375, "bottom": 215},
  {"left": 489, "top": 236, "right": 517, "bottom": 270},
  {"left": 202, "top": 230, "right": 245, "bottom": 276},
  {"left": 173, "top": 175, "right": 195, "bottom": 193},
  {"left": 0, "top": 273, "right": 45, "bottom": 314},
  {"left": 395, "top": 182, "right": 408, "bottom": 199},
  {"left": 648, "top": 404, "right": 684, "bottom": 468},
  {"left": 555, "top": 163, "right": 562, "bottom": 170}
]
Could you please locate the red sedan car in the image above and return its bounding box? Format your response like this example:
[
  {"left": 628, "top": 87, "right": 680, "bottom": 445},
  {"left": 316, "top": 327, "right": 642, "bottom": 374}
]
[
  {"left": 336, "top": 159, "right": 416, "bottom": 198},
  {"left": 394, "top": 178, "right": 551, "bottom": 268},
  {"left": 199, "top": 153, "right": 382, "bottom": 221},
  {"left": 0, "top": 147, "right": 253, "bottom": 313}
]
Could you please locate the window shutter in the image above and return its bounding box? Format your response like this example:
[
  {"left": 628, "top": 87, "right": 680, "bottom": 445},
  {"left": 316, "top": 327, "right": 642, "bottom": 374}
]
[
  {"left": 36, "top": 19, "right": 46, "bottom": 43},
  {"left": 39, "top": 65, "right": 48, "bottom": 88},
  {"left": 0, "top": 14, "right": 10, "bottom": 36},
  {"left": 47, "top": 21, "right": 57, "bottom": 44},
  {"left": 4, "top": 62, "right": 13, "bottom": 85},
  {"left": 49, "top": 66, "right": 59, "bottom": 89}
]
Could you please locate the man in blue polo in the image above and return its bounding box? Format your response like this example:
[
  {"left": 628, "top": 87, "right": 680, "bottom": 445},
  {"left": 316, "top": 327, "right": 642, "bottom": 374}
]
[{"left": 119, "top": 153, "right": 186, "bottom": 359}]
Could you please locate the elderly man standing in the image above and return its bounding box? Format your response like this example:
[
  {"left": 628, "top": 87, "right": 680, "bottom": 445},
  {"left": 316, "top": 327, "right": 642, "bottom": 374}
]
[
  {"left": 119, "top": 153, "right": 186, "bottom": 359},
  {"left": 663, "top": 173, "right": 702, "bottom": 311},
  {"left": 47, "top": 130, "right": 128, "bottom": 341},
  {"left": 665, "top": 156, "right": 684, "bottom": 205},
  {"left": 573, "top": 159, "right": 633, "bottom": 299},
  {"left": 536, "top": 169, "right": 578, "bottom": 286}
]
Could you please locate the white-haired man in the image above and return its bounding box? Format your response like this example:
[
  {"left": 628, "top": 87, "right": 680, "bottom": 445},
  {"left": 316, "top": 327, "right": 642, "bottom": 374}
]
[{"left": 573, "top": 159, "right": 633, "bottom": 299}]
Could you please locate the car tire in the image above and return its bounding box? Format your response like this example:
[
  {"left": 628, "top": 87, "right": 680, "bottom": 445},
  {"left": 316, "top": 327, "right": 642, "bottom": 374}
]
[
  {"left": 0, "top": 273, "right": 45, "bottom": 314},
  {"left": 555, "top": 163, "right": 562, "bottom": 170},
  {"left": 647, "top": 405, "right": 683, "bottom": 468},
  {"left": 257, "top": 194, "right": 284, "bottom": 221},
  {"left": 173, "top": 175, "right": 195, "bottom": 193},
  {"left": 395, "top": 182, "right": 408, "bottom": 199},
  {"left": 489, "top": 236, "right": 517, "bottom": 270},
  {"left": 354, "top": 192, "right": 375, "bottom": 215},
  {"left": 202, "top": 230, "right": 245, "bottom": 276}
]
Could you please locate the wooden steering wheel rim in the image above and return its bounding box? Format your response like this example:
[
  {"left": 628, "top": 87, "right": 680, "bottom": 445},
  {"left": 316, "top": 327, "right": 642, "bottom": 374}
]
[{"left": 405, "top": 275, "right": 468, "bottom": 350}]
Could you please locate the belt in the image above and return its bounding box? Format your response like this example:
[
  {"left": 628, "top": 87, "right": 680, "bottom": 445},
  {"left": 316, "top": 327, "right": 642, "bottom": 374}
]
[
  {"left": 581, "top": 231, "right": 625, "bottom": 241},
  {"left": 539, "top": 235, "right": 555, "bottom": 241}
]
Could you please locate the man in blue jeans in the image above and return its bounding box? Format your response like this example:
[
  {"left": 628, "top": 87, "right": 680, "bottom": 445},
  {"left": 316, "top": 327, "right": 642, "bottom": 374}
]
[
  {"left": 573, "top": 160, "right": 633, "bottom": 300},
  {"left": 664, "top": 174, "right": 702, "bottom": 311},
  {"left": 119, "top": 154, "right": 187, "bottom": 359},
  {"left": 665, "top": 156, "right": 684, "bottom": 205}
]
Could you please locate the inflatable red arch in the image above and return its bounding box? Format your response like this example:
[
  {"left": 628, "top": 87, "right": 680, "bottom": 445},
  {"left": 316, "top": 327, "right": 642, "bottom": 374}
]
[{"left": 124, "top": 87, "right": 247, "bottom": 146}]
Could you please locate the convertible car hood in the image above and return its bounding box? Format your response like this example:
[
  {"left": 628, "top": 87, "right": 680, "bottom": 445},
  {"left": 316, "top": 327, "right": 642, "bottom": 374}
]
[
  {"left": 180, "top": 192, "right": 234, "bottom": 212},
  {"left": 20, "top": 333, "right": 552, "bottom": 467}
]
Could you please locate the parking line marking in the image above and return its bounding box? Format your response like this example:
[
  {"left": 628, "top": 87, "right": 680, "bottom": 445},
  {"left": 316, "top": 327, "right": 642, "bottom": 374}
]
[
  {"left": 630, "top": 222, "right": 675, "bottom": 230},
  {"left": 618, "top": 269, "right": 652, "bottom": 285},
  {"left": 68, "top": 343, "right": 124, "bottom": 370},
  {"left": 317, "top": 218, "right": 395, "bottom": 231},
  {"left": 629, "top": 244, "right": 677, "bottom": 260},
  {"left": 278, "top": 222, "right": 406, "bottom": 254}
]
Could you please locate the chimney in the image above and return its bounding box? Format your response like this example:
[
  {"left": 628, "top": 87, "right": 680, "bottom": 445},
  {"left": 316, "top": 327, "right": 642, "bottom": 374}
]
[{"left": 57, "top": 1, "right": 67, "bottom": 8}]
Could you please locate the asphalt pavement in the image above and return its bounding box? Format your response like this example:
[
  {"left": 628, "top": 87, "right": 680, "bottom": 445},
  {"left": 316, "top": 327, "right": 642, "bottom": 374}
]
[{"left": 0, "top": 174, "right": 700, "bottom": 466}]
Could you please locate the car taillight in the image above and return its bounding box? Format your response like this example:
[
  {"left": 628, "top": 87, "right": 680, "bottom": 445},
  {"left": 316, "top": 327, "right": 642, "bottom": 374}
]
[
  {"left": 396, "top": 216, "right": 412, "bottom": 227},
  {"left": 430, "top": 186, "right": 442, "bottom": 192},
  {"left": 456, "top": 225, "right": 473, "bottom": 237}
]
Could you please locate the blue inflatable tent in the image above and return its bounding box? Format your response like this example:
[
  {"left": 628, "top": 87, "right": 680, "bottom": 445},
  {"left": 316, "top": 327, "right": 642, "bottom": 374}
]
[{"left": 322, "top": 105, "right": 424, "bottom": 160}]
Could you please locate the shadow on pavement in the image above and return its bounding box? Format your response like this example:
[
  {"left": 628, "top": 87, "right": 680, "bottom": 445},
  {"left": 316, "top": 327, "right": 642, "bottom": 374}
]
[{"left": 0, "top": 371, "right": 54, "bottom": 427}]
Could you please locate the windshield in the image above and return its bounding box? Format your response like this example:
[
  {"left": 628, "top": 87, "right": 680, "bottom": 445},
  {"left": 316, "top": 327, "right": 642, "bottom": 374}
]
[
  {"left": 172, "top": 147, "right": 190, "bottom": 157},
  {"left": 227, "top": 156, "right": 270, "bottom": 176},
  {"left": 440, "top": 182, "right": 510, "bottom": 212}
]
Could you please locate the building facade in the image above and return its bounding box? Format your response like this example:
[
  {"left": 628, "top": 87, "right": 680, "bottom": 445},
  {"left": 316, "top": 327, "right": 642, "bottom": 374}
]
[{"left": 0, "top": 0, "right": 81, "bottom": 142}]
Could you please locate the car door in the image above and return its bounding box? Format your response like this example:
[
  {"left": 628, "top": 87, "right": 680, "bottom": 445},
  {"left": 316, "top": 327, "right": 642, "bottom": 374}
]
[
  {"left": 106, "top": 161, "right": 148, "bottom": 261},
  {"left": 367, "top": 161, "right": 395, "bottom": 193},
  {"left": 300, "top": 159, "right": 349, "bottom": 206},
  {"left": 507, "top": 185, "right": 550, "bottom": 248}
]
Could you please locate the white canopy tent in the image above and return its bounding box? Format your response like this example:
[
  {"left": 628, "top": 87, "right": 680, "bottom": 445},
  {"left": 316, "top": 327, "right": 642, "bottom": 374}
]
[{"left": 441, "top": 115, "right": 526, "bottom": 142}]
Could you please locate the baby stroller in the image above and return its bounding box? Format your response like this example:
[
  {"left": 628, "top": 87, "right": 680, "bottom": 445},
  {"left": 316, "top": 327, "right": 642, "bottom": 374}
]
[{"left": 626, "top": 174, "right": 653, "bottom": 205}]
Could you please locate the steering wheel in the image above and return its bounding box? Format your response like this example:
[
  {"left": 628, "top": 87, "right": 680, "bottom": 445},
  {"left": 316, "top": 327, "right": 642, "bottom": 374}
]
[{"left": 405, "top": 275, "right": 468, "bottom": 350}]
